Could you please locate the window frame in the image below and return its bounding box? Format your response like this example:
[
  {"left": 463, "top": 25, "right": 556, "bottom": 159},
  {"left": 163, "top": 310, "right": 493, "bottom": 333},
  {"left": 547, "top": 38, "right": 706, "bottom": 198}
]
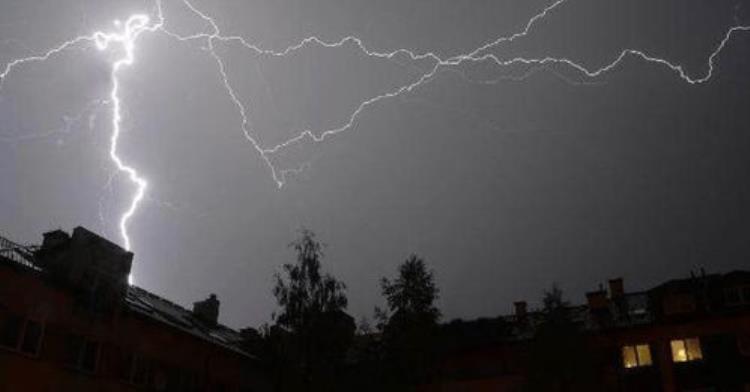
[
  {"left": 724, "top": 285, "right": 750, "bottom": 306},
  {"left": 621, "top": 343, "right": 653, "bottom": 368},
  {"left": 65, "top": 334, "right": 101, "bottom": 374},
  {"left": 19, "top": 318, "right": 45, "bottom": 356},
  {"left": 670, "top": 337, "right": 703, "bottom": 363},
  {"left": 0, "top": 310, "right": 45, "bottom": 358},
  {"left": 725, "top": 287, "right": 742, "bottom": 305},
  {"left": 0, "top": 309, "right": 23, "bottom": 351}
]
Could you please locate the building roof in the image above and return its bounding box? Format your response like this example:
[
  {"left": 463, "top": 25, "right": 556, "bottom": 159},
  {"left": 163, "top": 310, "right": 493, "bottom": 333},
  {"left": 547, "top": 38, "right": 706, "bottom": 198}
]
[
  {"left": 0, "top": 231, "right": 253, "bottom": 359},
  {"left": 0, "top": 232, "right": 40, "bottom": 271},
  {"left": 125, "top": 285, "right": 252, "bottom": 357}
]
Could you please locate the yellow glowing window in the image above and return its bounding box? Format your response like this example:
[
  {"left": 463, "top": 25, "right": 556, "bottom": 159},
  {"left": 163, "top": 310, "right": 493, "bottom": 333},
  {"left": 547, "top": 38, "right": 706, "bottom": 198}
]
[
  {"left": 622, "top": 344, "right": 652, "bottom": 368},
  {"left": 670, "top": 338, "right": 703, "bottom": 362},
  {"left": 636, "top": 344, "right": 653, "bottom": 365}
]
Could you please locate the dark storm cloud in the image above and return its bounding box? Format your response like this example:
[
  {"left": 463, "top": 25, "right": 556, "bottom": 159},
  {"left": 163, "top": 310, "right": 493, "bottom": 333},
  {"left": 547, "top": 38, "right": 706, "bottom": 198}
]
[{"left": 1, "top": 0, "right": 749, "bottom": 328}]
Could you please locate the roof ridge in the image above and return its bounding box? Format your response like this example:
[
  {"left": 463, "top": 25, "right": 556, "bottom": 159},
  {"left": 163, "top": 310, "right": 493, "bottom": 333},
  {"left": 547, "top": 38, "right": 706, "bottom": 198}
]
[{"left": 127, "top": 285, "right": 239, "bottom": 333}]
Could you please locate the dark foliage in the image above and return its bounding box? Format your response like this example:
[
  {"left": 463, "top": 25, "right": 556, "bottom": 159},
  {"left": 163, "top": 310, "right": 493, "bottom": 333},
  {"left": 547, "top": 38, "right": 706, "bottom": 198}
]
[
  {"left": 269, "top": 229, "right": 354, "bottom": 391},
  {"left": 378, "top": 254, "right": 441, "bottom": 387},
  {"left": 525, "top": 284, "right": 599, "bottom": 392}
]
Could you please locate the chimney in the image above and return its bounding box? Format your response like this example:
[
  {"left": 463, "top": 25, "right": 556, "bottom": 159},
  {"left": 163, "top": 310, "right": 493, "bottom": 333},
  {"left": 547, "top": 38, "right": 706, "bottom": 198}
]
[
  {"left": 586, "top": 289, "right": 608, "bottom": 311},
  {"left": 37, "top": 227, "right": 132, "bottom": 291},
  {"left": 41, "top": 229, "right": 70, "bottom": 251},
  {"left": 608, "top": 278, "right": 624, "bottom": 299},
  {"left": 193, "top": 294, "right": 220, "bottom": 326},
  {"left": 514, "top": 301, "right": 527, "bottom": 320}
]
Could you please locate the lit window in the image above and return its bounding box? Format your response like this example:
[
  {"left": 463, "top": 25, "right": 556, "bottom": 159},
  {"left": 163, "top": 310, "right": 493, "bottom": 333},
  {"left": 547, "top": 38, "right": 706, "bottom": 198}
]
[
  {"left": 670, "top": 338, "right": 703, "bottom": 362},
  {"left": 622, "top": 346, "right": 637, "bottom": 368},
  {"left": 622, "top": 344, "right": 653, "bottom": 368},
  {"left": 636, "top": 344, "right": 653, "bottom": 365}
]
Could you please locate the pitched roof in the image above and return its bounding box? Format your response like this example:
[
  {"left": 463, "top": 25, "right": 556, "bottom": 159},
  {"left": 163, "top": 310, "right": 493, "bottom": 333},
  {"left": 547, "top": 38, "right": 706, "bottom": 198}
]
[
  {"left": 0, "top": 231, "right": 252, "bottom": 359},
  {"left": 125, "top": 286, "right": 253, "bottom": 358}
]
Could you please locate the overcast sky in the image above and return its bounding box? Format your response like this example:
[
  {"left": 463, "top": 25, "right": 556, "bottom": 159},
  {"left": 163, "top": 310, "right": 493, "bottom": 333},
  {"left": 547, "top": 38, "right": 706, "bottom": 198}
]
[{"left": 1, "top": 0, "right": 749, "bottom": 328}]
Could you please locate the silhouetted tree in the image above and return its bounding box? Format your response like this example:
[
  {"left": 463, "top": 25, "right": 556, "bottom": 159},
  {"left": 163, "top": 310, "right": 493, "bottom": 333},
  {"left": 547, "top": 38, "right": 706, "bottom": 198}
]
[
  {"left": 542, "top": 283, "right": 569, "bottom": 322},
  {"left": 525, "top": 284, "right": 599, "bottom": 392},
  {"left": 271, "top": 229, "right": 354, "bottom": 391},
  {"left": 379, "top": 254, "right": 440, "bottom": 387}
]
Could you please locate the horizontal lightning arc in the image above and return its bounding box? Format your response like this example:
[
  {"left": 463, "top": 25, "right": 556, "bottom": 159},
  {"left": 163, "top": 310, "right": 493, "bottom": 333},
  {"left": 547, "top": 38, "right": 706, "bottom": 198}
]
[{"left": 0, "top": 0, "right": 747, "bottom": 262}]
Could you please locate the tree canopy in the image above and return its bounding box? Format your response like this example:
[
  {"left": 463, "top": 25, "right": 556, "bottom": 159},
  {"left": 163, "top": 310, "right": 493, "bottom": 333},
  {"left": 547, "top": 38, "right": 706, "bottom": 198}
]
[
  {"left": 273, "top": 229, "right": 347, "bottom": 332},
  {"left": 270, "top": 229, "right": 353, "bottom": 391},
  {"left": 380, "top": 254, "right": 440, "bottom": 323}
]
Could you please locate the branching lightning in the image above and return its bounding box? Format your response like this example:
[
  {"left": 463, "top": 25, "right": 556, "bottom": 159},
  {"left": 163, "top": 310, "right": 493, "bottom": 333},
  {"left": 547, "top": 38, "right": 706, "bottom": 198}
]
[
  {"left": 93, "top": 14, "right": 160, "bottom": 252},
  {"left": 0, "top": 0, "right": 747, "bottom": 259}
]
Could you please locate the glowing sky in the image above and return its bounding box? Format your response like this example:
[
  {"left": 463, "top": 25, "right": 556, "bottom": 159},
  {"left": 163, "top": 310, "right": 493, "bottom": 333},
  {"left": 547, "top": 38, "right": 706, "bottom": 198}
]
[{"left": 1, "top": 0, "right": 749, "bottom": 327}]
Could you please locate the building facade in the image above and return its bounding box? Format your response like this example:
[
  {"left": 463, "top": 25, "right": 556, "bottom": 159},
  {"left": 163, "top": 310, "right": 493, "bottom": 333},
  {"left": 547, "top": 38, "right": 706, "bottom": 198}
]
[
  {"left": 0, "top": 227, "right": 268, "bottom": 391},
  {"left": 426, "top": 273, "right": 750, "bottom": 392}
]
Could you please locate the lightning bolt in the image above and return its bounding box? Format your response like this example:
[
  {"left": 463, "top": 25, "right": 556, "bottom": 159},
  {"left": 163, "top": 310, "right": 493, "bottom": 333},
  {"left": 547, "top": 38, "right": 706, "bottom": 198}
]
[
  {"left": 92, "top": 14, "right": 161, "bottom": 252},
  {"left": 0, "top": 0, "right": 747, "bottom": 266},
  {"left": 0, "top": 11, "right": 163, "bottom": 254}
]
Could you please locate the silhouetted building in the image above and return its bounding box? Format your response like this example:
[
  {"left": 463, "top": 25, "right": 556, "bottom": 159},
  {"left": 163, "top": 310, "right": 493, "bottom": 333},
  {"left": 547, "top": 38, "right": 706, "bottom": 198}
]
[
  {"left": 0, "top": 227, "right": 269, "bottom": 391},
  {"left": 422, "top": 271, "right": 750, "bottom": 392}
]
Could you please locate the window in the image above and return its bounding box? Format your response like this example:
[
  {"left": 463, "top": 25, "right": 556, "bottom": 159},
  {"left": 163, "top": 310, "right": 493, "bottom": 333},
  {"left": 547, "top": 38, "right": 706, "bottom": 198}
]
[
  {"left": 0, "top": 312, "right": 22, "bottom": 349},
  {"left": 0, "top": 311, "right": 44, "bottom": 356},
  {"left": 724, "top": 285, "right": 750, "bottom": 306},
  {"left": 663, "top": 293, "right": 696, "bottom": 315},
  {"left": 131, "top": 354, "right": 154, "bottom": 386},
  {"left": 671, "top": 338, "right": 703, "bottom": 362},
  {"left": 738, "top": 336, "right": 750, "bottom": 356},
  {"left": 622, "top": 344, "right": 653, "bottom": 368},
  {"left": 725, "top": 287, "right": 741, "bottom": 305},
  {"left": 20, "top": 320, "right": 43, "bottom": 355},
  {"left": 66, "top": 335, "right": 100, "bottom": 373}
]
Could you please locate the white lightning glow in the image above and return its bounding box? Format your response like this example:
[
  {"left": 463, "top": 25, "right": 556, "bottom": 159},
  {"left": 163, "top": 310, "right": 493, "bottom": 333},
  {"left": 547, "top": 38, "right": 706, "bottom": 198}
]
[
  {"left": 164, "top": 0, "right": 749, "bottom": 184},
  {"left": 0, "top": 12, "right": 163, "bottom": 253},
  {"left": 92, "top": 14, "right": 156, "bottom": 252},
  {"left": 0, "top": 0, "right": 747, "bottom": 259}
]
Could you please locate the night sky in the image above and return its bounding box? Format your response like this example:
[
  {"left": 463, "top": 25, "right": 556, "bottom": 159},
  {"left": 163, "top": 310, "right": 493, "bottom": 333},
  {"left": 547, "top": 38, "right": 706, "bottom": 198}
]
[{"left": 1, "top": 0, "right": 749, "bottom": 328}]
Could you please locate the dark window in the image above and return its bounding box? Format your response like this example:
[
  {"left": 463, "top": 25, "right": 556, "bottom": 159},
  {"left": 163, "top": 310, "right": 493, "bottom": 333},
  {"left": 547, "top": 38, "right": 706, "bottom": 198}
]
[
  {"left": 115, "top": 349, "right": 135, "bottom": 381},
  {"left": 20, "top": 320, "right": 43, "bottom": 355},
  {"left": 743, "top": 286, "right": 750, "bottom": 303},
  {"left": 167, "top": 369, "right": 198, "bottom": 392},
  {"left": 132, "top": 355, "right": 153, "bottom": 386},
  {"left": 65, "top": 334, "right": 100, "bottom": 373},
  {"left": 738, "top": 336, "right": 750, "bottom": 356},
  {"left": 181, "top": 370, "right": 198, "bottom": 392},
  {"left": 0, "top": 312, "right": 22, "bottom": 349},
  {"left": 664, "top": 293, "right": 696, "bottom": 315},
  {"left": 81, "top": 340, "right": 99, "bottom": 372},
  {"left": 65, "top": 335, "right": 85, "bottom": 365},
  {"left": 725, "top": 288, "right": 741, "bottom": 305}
]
